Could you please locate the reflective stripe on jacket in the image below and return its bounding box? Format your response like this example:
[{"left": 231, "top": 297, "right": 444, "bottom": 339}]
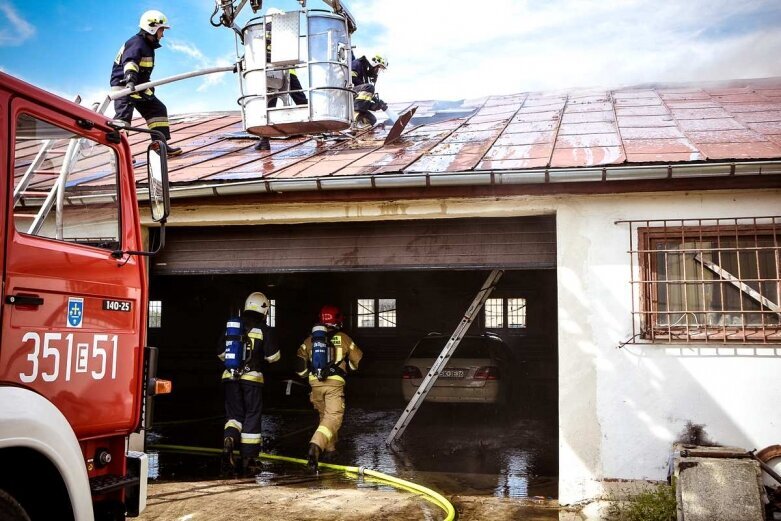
[{"left": 110, "top": 32, "right": 160, "bottom": 87}]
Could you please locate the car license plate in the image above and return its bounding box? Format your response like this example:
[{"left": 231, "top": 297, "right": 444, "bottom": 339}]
[{"left": 441, "top": 369, "right": 466, "bottom": 378}]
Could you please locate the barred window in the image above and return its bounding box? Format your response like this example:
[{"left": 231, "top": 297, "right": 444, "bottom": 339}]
[
  {"left": 357, "top": 298, "right": 397, "bottom": 328},
  {"left": 357, "top": 299, "right": 375, "bottom": 328},
  {"left": 485, "top": 298, "right": 504, "bottom": 328},
  {"left": 507, "top": 298, "right": 527, "bottom": 328},
  {"left": 149, "top": 300, "right": 162, "bottom": 328},
  {"left": 267, "top": 299, "right": 276, "bottom": 327},
  {"left": 485, "top": 298, "right": 527, "bottom": 329},
  {"left": 378, "top": 299, "right": 396, "bottom": 328},
  {"left": 622, "top": 217, "right": 780, "bottom": 343}
]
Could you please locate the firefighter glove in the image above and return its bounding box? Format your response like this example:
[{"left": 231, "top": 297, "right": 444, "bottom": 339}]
[{"left": 123, "top": 71, "right": 138, "bottom": 91}]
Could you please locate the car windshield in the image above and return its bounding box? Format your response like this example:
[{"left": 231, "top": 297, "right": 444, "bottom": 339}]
[{"left": 410, "top": 336, "right": 499, "bottom": 359}]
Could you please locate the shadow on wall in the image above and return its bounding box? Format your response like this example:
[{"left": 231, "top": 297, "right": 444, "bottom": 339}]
[{"left": 558, "top": 264, "right": 781, "bottom": 494}]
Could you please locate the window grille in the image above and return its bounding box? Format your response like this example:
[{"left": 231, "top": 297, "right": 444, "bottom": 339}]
[
  {"left": 357, "top": 299, "right": 375, "bottom": 328},
  {"left": 618, "top": 216, "right": 780, "bottom": 344},
  {"left": 357, "top": 298, "right": 397, "bottom": 328},
  {"left": 485, "top": 298, "right": 504, "bottom": 328},
  {"left": 149, "top": 300, "right": 162, "bottom": 328},
  {"left": 485, "top": 297, "right": 527, "bottom": 329},
  {"left": 267, "top": 299, "right": 276, "bottom": 327},
  {"left": 508, "top": 298, "right": 527, "bottom": 328},
  {"left": 378, "top": 299, "right": 396, "bottom": 327}
]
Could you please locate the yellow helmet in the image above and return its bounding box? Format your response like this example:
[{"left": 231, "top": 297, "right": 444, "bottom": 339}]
[
  {"left": 370, "top": 54, "right": 388, "bottom": 69},
  {"left": 244, "top": 292, "right": 270, "bottom": 316},
  {"left": 139, "top": 10, "right": 171, "bottom": 35}
]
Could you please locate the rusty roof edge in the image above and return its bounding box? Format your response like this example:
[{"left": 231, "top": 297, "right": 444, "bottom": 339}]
[{"left": 146, "top": 160, "right": 781, "bottom": 201}]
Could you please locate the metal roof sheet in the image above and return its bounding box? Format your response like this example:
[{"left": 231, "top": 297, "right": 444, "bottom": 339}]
[{"left": 116, "top": 78, "right": 781, "bottom": 189}]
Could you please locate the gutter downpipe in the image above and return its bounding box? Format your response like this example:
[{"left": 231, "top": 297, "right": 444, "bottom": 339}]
[{"left": 132, "top": 160, "right": 781, "bottom": 201}]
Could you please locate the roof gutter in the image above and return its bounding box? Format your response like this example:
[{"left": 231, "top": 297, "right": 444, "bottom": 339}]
[{"left": 132, "top": 160, "right": 781, "bottom": 201}]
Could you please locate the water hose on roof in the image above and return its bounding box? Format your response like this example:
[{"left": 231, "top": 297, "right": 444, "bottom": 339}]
[{"left": 150, "top": 443, "right": 456, "bottom": 521}]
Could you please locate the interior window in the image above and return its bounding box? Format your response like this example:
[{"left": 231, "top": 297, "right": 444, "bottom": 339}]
[
  {"left": 357, "top": 298, "right": 397, "bottom": 328},
  {"left": 13, "top": 113, "right": 120, "bottom": 250},
  {"left": 485, "top": 297, "right": 527, "bottom": 329}
]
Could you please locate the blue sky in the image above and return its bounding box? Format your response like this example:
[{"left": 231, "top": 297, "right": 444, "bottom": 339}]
[{"left": 2, "top": 0, "right": 781, "bottom": 115}]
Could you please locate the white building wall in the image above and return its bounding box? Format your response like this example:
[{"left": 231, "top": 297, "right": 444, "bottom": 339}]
[
  {"left": 169, "top": 187, "right": 781, "bottom": 505},
  {"left": 556, "top": 190, "right": 781, "bottom": 505}
]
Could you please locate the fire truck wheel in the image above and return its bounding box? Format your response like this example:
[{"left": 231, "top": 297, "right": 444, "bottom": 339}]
[{"left": 0, "top": 489, "right": 31, "bottom": 521}]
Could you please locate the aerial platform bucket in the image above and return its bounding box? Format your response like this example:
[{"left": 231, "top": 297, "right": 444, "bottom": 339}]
[{"left": 240, "top": 10, "right": 353, "bottom": 137}]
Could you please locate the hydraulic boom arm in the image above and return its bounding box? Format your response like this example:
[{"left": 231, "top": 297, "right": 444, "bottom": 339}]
[{"left": 212, "top": 0, "right": 356, "bottom": 33}]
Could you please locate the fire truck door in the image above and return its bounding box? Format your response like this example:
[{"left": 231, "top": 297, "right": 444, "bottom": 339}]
[{"left": 1, "top": 99, "right": 144, "bottom": 438}]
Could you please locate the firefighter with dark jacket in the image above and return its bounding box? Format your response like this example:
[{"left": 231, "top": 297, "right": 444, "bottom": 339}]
[
  {"left": 350, "top": 53, "right": 389, "bottom": 129},
  {"left": 110, "top": 9, "right": 182, "bottom": 156},
  {"left": 295, "top": 305, "right": 363, "bottom": 470},
  {"left": 219, "top": 292, "right": 280, "bottom": 475}
]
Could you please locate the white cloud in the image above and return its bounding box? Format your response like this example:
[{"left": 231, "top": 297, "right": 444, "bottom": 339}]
[
  {"left": 349, "top": 0, "right": 781, "bottom": 102},
  {"left": 0, "top": 0, "right": 35, "bottom": 46},
  {"left": 168, "top": 41, "right": 206, "bottom": 61},
  {"left": 167, "top": 39, "right": 235, "bottom": 93}
]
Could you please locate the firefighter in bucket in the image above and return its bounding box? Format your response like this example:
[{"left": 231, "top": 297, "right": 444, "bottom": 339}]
[
  {"left": 295, "top": 305, "right": 363, "bottom": 470},
  {"left": 219, "top": 291, "right": 280, "bottom": 476}
]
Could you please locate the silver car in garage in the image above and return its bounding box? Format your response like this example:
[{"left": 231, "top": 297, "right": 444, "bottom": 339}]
[{"left": 401, "top": 333, "right": 510, "bottom": 404}]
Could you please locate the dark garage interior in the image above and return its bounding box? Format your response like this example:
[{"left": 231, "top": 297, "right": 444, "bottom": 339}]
[{"left": 146, "top": 216, "right": 559, "bottom": 499}]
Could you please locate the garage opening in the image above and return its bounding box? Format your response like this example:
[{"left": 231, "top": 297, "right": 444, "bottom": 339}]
[{"left": 147, "top": 216, "right": 558, "bottom": 499}]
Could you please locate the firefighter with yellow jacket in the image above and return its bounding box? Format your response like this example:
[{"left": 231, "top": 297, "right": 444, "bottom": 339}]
[{"left": 296, "top": 305, "right": 363, "bottom": 470}]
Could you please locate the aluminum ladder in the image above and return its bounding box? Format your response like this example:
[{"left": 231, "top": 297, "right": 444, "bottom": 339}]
[{"left": 386, "top": 269, "right": 504, "bottom": 448}]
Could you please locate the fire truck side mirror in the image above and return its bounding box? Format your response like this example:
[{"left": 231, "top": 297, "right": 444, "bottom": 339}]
[{"left": 147, "top": 141, "right": 171, "bottom": 223}]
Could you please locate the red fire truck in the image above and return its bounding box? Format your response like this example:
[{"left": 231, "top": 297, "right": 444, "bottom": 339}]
[{"left": 0, "top": 72, "right": 171, "bottom": 520}]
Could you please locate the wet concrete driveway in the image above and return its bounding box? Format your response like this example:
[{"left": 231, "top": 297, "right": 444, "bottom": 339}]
[{"left": 144, "top": 383, "right": 559, "bottom": 520}]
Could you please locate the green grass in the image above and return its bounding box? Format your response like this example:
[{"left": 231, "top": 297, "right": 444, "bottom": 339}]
[{"left": 606, "top": 484, "right": 677, "bottom": 521}]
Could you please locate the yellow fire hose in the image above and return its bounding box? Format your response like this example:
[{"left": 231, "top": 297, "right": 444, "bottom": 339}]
[{"left": 150, "top": 443, "right": 456, "bottom": 521}]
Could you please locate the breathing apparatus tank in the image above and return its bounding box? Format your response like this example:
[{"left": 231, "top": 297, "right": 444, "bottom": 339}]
[
  {"left": 310, "top": 324, "right": 331, "bottom": 381},
  {"left": 224, "top": 316, "right": 245, "bottom": 374}
]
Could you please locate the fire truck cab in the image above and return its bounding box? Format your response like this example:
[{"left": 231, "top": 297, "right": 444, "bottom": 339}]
[{"left": 0, "top": 72, "right": 169, "bottom": 520}]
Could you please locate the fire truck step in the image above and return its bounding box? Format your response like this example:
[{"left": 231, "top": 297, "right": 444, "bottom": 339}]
[{"left": 89, "top": 474, "right": 139, "bottom": 494}]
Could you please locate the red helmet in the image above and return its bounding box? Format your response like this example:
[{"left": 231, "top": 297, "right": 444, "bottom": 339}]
[{"left": 319, "top": 305, "right": 343, "bottom": 327}]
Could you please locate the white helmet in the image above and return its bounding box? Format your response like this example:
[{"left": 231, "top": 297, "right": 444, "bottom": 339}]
[
  {"left": 139, "top": 10, "right": 171, "bottom": 36},
  {"left": 266, "top": 7, "right": 285, "bottom": 16},
  {"left": 369, "top": 53, "right": 388, "bottom": 69},
  {"left": 245, "top": 292, "right": 270, "bottom": 316}
]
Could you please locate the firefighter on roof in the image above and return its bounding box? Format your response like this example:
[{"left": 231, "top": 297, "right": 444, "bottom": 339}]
[
  {"left": 350, "top": 53, "right": 389, "bottom": 129},
  {"left": 110, "top": 10, "right": 182, "bottom": 157},
  {"left": 219, "top": 291, "right": 280, "bottom": 476},
  {"left": 295, "top": 305, "right": 363, "bottom": 470}
]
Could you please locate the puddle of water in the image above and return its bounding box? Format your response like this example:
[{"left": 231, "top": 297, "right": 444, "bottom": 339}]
[{"left": 149, "top": 402, "right": 557, "bottom": 501}]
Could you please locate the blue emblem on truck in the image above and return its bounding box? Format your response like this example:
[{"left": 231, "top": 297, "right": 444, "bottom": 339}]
[{"left": 67, "top": 297, "right": 84, "bottom": 328}]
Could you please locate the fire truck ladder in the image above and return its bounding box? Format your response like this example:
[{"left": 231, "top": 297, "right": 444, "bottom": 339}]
[{"left": 385, "top": 269, "right": 504, "bottom": 449}]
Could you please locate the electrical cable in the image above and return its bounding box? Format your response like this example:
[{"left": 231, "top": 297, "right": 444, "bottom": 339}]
[{"left": 150, "top": 443, "right": 456, "bottom": 520}]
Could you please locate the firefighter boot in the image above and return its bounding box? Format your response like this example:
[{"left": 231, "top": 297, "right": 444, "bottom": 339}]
[
  {"left": 241, "top": 457, "right": 259, "bottom": 477},
  {"left": 307, "top": 443, "right": 321, "bottom": 471},
  {"left": 166, "top": 144, "right": 183, "bottom": 157},
  {"left": 221, "top": 436, "right": 236, "bottom": 476}
]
